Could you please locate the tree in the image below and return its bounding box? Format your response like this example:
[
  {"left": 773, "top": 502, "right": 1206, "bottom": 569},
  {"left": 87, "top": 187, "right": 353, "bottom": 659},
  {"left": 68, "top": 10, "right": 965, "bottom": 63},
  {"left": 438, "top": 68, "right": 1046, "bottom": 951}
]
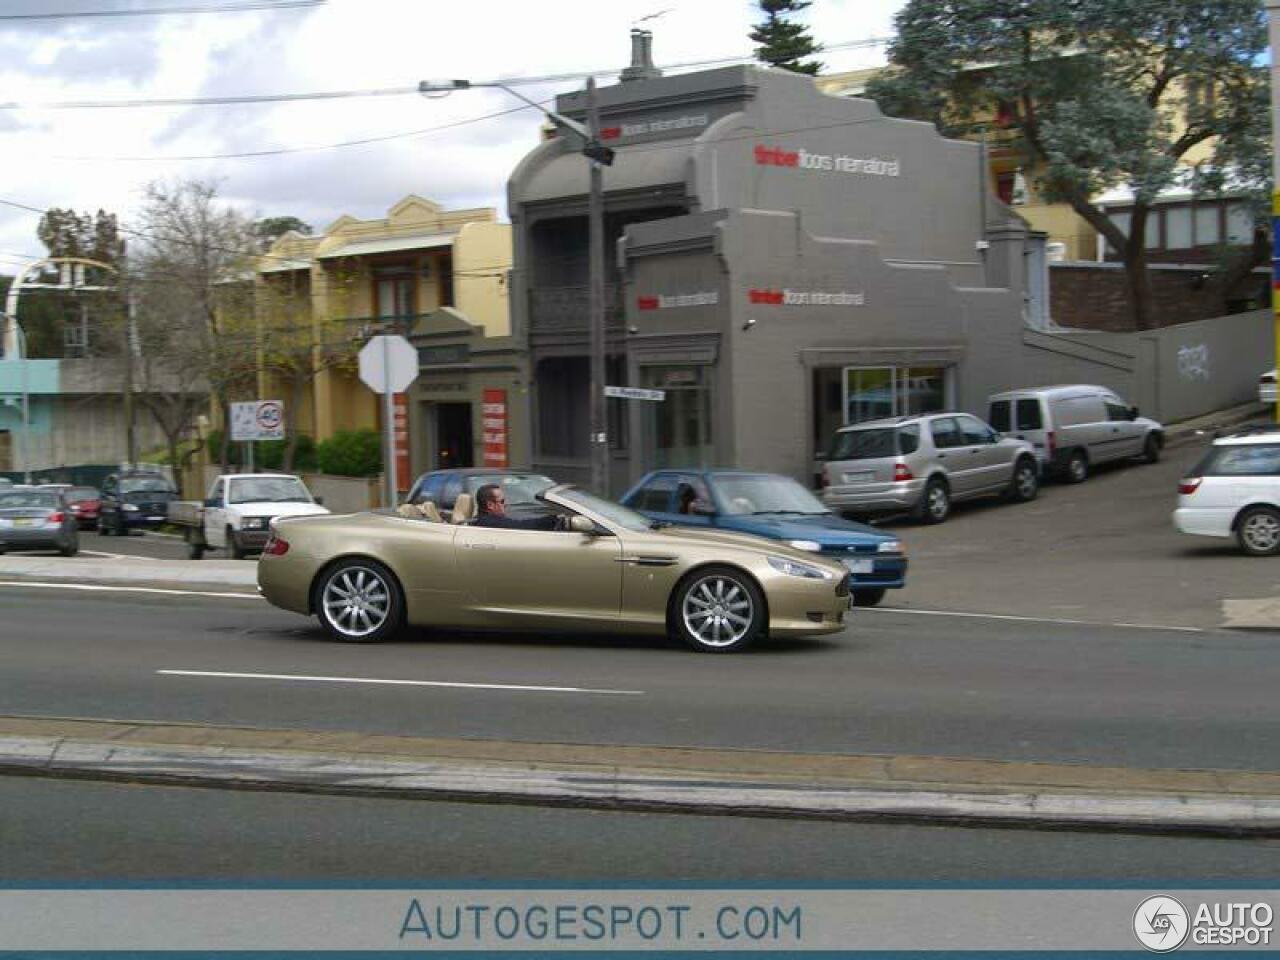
[
  {"left": 129, "top": 179, "right": 260, "bottom": 474},
  {"left": 865, "top": 0, "right": 1269, "bottom": 330},
  {"left": 253, "top": 215, "right": 312, "bottom": 252},
  {"left": 27, "top": 207, "right": 126, "bottom": 359},
  {"left": 751, "top": 0, "right": 823, "bottom": 75},
  {"left": 37, "top": 208, "right": 125, "bottom": 266}
]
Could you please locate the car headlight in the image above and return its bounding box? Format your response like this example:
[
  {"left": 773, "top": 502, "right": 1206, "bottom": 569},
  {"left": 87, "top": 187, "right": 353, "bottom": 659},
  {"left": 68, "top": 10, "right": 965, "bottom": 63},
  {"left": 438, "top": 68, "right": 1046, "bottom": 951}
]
[
  {"left": 876, "top": 540, "right": 905, "bottom": 554},
  {"left": 122, "top": 504, "right": 139, "bottom": 512},
  {"left": 786, "top": 539, "right": 822, "bottom": 552},
  {"left": 768, "top": 555, "right": 831, "bottom": 579},
  {"left": 242, "top": 517, "right": 269, "bottom": 530}
]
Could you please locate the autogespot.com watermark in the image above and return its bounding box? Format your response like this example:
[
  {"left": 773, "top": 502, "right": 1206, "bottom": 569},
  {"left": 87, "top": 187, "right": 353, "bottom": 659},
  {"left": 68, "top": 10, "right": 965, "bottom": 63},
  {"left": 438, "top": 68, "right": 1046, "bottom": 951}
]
[
  {"left": 1134, "top": 894, "right": 1274, "bottom": 951},
  {"left": 398, "top": 897, "right": 803, "bottom": 946}
]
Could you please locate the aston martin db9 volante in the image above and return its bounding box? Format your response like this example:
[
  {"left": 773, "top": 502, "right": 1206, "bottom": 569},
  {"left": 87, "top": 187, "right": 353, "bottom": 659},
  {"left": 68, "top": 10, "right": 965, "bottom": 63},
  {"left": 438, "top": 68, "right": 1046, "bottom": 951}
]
[{"left": 257, "top": 485, "right": 851, "bottom": 653}]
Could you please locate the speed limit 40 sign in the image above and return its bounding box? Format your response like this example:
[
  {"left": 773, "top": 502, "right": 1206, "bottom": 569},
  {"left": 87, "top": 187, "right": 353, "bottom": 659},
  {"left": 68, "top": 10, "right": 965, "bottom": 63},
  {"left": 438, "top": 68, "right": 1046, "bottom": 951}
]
[{"left": 230, "top": 400, "right": 285, "bottom": 442}]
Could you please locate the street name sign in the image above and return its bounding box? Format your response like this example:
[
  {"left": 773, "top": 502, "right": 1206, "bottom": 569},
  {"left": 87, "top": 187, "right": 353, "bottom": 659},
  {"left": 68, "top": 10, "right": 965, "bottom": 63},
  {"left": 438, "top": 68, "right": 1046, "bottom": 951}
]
[{"left": 605, "top": 385, "right": 665, "bottom": 401}]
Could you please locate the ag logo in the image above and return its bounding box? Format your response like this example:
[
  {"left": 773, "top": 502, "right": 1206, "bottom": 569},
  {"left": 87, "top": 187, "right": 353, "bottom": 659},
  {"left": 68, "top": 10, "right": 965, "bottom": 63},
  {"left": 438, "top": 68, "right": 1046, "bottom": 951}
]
[{"left": 1134, "top": 896, "right": 1190, "bottom": 952}]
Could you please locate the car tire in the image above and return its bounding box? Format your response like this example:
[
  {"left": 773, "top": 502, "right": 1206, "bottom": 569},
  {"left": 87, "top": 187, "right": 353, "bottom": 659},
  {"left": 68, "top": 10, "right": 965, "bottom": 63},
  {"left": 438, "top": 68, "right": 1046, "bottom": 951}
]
[
  {"left": 228, "top": 528, "right": 248, "bottom": 560},
  {"left": 915, "top": 477, "right": 950, "bottom": 524},
  {"left": 1064, "top": 450, "right": 1089, "bottom": 484},
  {"left": 1141, "top": 433, "right": 1162, "bottom": 464},
  {"left": 314, "top": 558, "right": 404, "bottom": 643},
  {"left": 186, "top": 529, "right": 205, "bottom": 560},
  {"left": 98, "top": 517, "right": 112, "bottom": 537},
  {"left": 1236, "top": 506, "right": 1280, "bottom": 556},
  {"left": 669, "top": 566, "right": 765, "bottom": 653},
  {"left": 60, "top": 535, "right": 78, "bottom": 557},
  {"left": 852, "top": 588, "right": 887, "bottom": 607},
  {"left": 1007, "top": 457, "right": 1039, "bottom": 503}
]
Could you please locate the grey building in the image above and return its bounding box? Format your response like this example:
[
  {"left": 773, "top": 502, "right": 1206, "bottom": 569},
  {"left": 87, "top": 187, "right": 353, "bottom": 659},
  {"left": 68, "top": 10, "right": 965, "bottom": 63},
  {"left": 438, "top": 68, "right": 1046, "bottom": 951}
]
[{"left": 508, "top": 51, "right": 1264, "bottom": 492}]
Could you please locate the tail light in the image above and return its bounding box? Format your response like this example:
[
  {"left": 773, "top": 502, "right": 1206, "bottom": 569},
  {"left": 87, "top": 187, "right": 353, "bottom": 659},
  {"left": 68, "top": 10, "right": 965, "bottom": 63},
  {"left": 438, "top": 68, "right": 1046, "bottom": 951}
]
[
  {"left": 48, "top": 512, "right": 65, "bottom": 523},
  {"left": 1179, "top": 478, "right": 1202, "bottom": 495},
  {"left": 263, "top": 533, "right": 290, "bottom": 556},
  {"left": 893, "top": 462, "right": 913, "bottom": 482},
  {"left": 1046, "top": 431, "right": 1056, "bottom": 458}
]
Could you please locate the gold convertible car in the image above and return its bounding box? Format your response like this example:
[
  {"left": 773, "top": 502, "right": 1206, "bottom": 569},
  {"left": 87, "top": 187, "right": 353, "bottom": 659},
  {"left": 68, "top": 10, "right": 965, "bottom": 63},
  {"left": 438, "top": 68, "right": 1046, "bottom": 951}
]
[{"left": 257, "top": 486, "right": 851, "bottom": 653}]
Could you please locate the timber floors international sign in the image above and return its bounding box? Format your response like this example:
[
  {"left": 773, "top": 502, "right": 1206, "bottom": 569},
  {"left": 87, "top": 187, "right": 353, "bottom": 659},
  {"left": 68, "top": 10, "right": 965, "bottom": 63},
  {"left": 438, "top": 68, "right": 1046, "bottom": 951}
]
[{"left": 2, "top": 888, "right": 1278, "bottom": 952}]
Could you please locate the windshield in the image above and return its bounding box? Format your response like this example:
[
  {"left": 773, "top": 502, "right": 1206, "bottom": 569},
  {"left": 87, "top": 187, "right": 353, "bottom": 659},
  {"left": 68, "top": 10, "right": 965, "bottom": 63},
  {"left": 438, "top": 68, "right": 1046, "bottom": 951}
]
[
  {"left": 120, "top": 476, "right": 175, "bottom": 495},
  {"left": 228, "top": 476, "right": 312, "bottom": 504},
  {"left": 549, "top": 488, "right": 652, "bottom": 533},
  {"left": 464, "top": 473, "right": 555, "bottom": 506},
  {"left": 712, "top": 475, "right": 829, "bottom": 516},
  {"left": 0, "top": 491, "right": 59, "bottom": 510}
]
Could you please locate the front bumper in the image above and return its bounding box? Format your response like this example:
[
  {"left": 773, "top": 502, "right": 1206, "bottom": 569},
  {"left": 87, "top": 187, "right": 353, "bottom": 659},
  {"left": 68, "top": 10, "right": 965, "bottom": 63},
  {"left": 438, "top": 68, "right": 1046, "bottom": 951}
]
[
  {"left": 234, "top": 528, "right": 272, "bottom": 549},
  {"left": 120, "top": 511, "right": 169, "bottom": 529},
  {"left": 767, "top": 571, "right": 851, "bottom": 638},
  {"left": 820, "top": 552, "right": 908, "bottom": 590}
]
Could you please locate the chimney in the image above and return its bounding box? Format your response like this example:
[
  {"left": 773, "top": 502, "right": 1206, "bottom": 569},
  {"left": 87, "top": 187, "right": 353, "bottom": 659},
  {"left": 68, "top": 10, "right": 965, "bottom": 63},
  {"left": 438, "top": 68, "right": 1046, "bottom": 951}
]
[{"left": 620, "top": 28, "right": 662, "bottom": 83}]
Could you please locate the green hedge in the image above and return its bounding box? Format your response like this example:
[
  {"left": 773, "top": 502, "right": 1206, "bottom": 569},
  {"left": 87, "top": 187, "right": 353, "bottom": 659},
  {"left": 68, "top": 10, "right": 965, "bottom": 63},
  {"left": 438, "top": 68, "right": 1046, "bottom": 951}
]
[
  {"left": 316, "top": 429, "right": 382, "bottom": 477},
  {"left": 205, "top": 430, "right": 319, "bottom": 472}
]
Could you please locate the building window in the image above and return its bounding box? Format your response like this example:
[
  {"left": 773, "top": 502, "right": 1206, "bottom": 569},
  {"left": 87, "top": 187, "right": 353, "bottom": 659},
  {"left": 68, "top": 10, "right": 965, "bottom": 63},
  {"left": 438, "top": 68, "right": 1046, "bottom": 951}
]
[
  {"left": 642, "top": 365, "right": 714, "bottom": 470},
  {"left": 375, "top": 266, "right": 415, "bottom": 322},
  {"left": 1227, "top": 204, "right": 1254, "bottom": 245},
  {"left": 1143, "top": 214, "right": 1160, "bottom": 250},
  {"left": 1194, "top": 206, "right": 1221, "bottom": 246},
  {"left": 63, "top": 316, "right": 89, "bottom": 357},
  {"left": 438, "top": 253, "right": 454, "bottom": 307},
  {"left": 1165, "top": 207, "right": 1193, "bottom": 249},
  {"left": 536, "top": 356, "right": 588, "bottom": 459}
]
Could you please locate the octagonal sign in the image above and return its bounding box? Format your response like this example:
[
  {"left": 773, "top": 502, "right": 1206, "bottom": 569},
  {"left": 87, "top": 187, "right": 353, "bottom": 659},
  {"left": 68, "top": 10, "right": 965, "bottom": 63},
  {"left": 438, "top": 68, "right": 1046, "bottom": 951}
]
[{"left": 358, "top": 334, "right": 419, "bottom": 394}]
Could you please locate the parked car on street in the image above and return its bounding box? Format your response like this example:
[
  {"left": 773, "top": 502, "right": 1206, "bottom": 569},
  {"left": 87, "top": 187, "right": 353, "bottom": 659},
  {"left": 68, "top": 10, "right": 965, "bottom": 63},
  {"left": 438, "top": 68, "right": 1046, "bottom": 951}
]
[
  {"left": 169, "top": 473, "right": 329, "bottom": 559},
  {"left": 986, "top": 384, "right": 1163, "bottom": 482},
  {"left": 258, "top": 484, "right": 851, "bottom": 653},
  {"left": 621, "top": 469, "right": 907, "bottom": 606},
  {"left": 405, "top": 468, "right": 556, "bottom": 522},
  {"left": 0, "top": 488, "right": 79, "bottom": 556},
  {"left": 1175, "top": 428, "right": 1280, "bottom": 555},
  {"left": 98, "top": 471, "right": 179, "bottom": 536},
  {"left": 821, "top": 413, "right": 1039, "bottom": 524},
  {"left": 1259, "top": 369, "right": 1277, "bottom": 405},
  {"left": 39, "top": 484, "right": 101, "bottom": 529}
]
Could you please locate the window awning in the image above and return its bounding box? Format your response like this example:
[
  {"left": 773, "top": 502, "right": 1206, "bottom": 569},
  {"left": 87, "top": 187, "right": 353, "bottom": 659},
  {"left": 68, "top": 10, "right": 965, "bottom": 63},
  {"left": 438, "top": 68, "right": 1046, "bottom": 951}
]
[{"left": 317, "top": 232, "right": 456, "bottom": 259}]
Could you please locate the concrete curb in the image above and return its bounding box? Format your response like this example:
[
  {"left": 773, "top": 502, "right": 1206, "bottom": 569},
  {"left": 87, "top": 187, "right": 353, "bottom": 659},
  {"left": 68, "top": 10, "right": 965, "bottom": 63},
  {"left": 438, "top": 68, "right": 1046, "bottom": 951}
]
[
  {"left": 0, "top": 555, "right": 257, "bottom": 593},
  {"left": 2, "top": 719, "right": 1279, "bottom": 836}
]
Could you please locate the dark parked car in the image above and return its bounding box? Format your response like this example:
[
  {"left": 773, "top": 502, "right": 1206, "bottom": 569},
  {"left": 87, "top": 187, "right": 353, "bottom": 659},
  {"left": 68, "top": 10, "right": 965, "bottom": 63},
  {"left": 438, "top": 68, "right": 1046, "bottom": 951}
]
[
  {"left": 99, "top": 472, "right": 179, "bottom": 536},
  {"left": 0, "top": 489, "right": 79, "bottom": 556},
  {"left": 621, "top": 469, "right": 908, "bottom": 606},
  {"left": 405, "top": 468, "right": 557, "bottom": 521}
]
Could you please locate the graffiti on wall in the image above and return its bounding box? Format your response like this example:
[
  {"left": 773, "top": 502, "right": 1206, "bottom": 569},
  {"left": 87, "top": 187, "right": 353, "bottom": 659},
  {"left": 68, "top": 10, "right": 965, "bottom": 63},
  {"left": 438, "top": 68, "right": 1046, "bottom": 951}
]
[{"left": 1177, "top": 343, "right": 1210, "bottom": 382}]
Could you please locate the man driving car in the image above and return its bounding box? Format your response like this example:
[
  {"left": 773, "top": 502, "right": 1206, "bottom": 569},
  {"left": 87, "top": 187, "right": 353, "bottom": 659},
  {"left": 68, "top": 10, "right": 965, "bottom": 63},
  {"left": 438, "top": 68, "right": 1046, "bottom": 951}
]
[{"left": 472, "top": 483, "right": 563, "bottom": 530}]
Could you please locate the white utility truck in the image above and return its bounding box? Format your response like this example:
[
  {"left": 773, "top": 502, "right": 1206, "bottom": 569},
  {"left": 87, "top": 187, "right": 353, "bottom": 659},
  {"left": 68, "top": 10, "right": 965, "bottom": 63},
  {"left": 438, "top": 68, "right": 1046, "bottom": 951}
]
[{"left": 169, "top": 473, "right": 329, "bottom": 559}]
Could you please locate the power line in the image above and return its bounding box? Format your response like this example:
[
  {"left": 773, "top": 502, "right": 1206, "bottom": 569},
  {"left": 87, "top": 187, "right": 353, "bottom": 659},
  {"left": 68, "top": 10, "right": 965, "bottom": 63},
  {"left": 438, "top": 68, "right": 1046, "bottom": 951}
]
[
  {"left": 0, "top": 0, "right": 324, "bottom": 22},
  {"left": 0, "top": 35, "right": 891, "bottom": 112}
]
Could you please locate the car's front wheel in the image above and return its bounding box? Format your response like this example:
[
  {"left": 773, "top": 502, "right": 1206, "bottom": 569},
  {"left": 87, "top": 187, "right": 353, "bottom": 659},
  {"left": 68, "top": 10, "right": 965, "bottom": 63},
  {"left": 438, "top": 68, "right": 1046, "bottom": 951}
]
[
  {"left": 1141, "top": 433, "right": 1162, "bottom": 464},
  {"left": 1007, "top": 457, "right": 1039, "bottom": 503},
  {"left": 315, "top": 559, "right": 404, "bottom": 643},
  {"left": 852, "top": 588, "right": 886, "bottom": 607},
  {"left": 1237, "top": 506, "right": 1280, "bottom": 556},
  {"left": 670, "top": 566, "right": 765, "bottom": 653}
]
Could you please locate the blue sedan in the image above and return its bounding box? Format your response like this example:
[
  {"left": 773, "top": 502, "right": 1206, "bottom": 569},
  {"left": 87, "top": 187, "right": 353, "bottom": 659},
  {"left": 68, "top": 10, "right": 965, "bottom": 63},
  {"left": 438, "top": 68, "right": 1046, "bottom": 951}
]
[{"left": 620, "top": 470, "right": 908, "bottom": 606}]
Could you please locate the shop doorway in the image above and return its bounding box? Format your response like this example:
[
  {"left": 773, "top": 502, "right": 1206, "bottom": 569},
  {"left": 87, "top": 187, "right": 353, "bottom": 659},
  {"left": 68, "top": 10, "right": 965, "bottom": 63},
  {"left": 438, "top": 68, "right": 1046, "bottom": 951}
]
[
  {"left": 642, "top": 365, "right": 714, "bottom": 469},
  {"left": 435, "top": 403, "right": 473, "bottom": 469}
]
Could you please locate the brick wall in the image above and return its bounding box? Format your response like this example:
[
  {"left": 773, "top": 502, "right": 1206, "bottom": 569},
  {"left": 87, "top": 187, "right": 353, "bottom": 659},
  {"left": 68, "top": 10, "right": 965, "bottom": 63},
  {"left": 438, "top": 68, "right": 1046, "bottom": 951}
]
[{"left": 1049, "top": 263, "right": 1267, "bottom": 331}]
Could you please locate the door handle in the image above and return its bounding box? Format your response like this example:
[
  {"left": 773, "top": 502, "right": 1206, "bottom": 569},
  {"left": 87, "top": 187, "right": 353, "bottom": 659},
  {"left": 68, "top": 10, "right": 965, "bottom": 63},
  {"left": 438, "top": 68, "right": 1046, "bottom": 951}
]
[{"left": 465, "top": 543, "right": 497, "bottom": 550}]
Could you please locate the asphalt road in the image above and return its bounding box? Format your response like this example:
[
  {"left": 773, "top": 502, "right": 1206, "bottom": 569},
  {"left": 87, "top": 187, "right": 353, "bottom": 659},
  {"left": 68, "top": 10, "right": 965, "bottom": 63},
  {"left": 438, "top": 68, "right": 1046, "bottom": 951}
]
[
  {"left": 3, "top": 776, "right": 1277, "bottom": 881},
  {"left": 2, "top": 585, "right": 1277, "bottom": 771},
  {"left": 63, "top": 438, "right": 1280, "bottom": 630}
]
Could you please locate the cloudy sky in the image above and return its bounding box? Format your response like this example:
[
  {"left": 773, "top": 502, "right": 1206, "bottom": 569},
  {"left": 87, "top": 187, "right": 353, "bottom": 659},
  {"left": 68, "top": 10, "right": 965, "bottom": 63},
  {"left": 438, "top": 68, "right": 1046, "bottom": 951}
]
[{"left": 0, "top": 0, "right": 905, "bottom": 271}]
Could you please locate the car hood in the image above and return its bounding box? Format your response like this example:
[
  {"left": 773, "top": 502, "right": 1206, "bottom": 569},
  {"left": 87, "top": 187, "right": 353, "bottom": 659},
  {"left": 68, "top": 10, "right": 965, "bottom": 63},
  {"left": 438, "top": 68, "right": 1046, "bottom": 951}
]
[
  {"left": 232, "top": 501, "right": 329, "bottom": 517},
  {"left": 714, "top": 512, "right": 891, "bottom": 545}
]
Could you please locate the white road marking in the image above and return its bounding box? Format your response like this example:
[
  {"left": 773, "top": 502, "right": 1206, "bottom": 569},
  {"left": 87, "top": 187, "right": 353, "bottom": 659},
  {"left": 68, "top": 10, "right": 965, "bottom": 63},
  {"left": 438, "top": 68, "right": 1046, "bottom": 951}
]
[
  {"left": 158, "top": 668, "right": 645, "bottom": 696},
  {"left": 865, "top": 606, "right": 1207, "bottom": 633},
  {"left": 79, "top": 550, "right": 154, "bottom": 561},
  {"left": 0, "top": 581, "right": 260, "bottom": 600}
]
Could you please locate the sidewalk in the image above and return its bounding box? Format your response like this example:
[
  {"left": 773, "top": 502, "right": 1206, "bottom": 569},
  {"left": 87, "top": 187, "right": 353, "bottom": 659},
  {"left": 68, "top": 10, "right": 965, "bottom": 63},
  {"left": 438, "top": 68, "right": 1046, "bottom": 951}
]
[{"left": 1, "top": 715, "right": 1277, "bottom": 836}]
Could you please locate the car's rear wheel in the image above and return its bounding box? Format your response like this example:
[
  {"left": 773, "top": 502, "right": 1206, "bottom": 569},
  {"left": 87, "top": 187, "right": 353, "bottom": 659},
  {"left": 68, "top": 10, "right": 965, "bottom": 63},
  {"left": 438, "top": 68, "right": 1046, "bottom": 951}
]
[
  {"left": 186, "top": 528, "right": 205, "bottom": 560},
  {"left": 852, "top": 588, "right": 886, "bottom": 607},
  {"left": 315, "top": 559, "right": 404, "bottom": 643},
  {"left": 670, "top": 566, "right": 764, "bottom": 653},
  {"left": 59, "top": 535, "right": 78, "bottom": 558},
  {"left": 1007, "top": 457, "right": 1039, "bottom": 503},
  {"left": 1142, "top": 433, "right": 1162, "bottom": 464},
  {"left": 916, "top": 477, "right": 950, "bottom": 524},
  {"left": 228, "top": 527, "right": 248, "bottom": 560},
  {"left": 1064, "top": 450, "right": 1089, "bottom": 483},
  {"left": 1237, "top": 507, "right": 1280, "bottom": 556}
]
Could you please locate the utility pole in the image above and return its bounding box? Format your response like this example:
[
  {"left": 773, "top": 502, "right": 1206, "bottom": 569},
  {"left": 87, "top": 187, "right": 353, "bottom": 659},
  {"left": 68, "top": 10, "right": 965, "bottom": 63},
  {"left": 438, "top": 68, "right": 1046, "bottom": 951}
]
[
  {"left": 124, "top": 290, "right": 138, "bottom": 465},
  {"left": 1269, "top": 0, "right": 1280, "bottom": 423},
  {"left": 587, "top": 77, "right": 608, "bottom": 496}
]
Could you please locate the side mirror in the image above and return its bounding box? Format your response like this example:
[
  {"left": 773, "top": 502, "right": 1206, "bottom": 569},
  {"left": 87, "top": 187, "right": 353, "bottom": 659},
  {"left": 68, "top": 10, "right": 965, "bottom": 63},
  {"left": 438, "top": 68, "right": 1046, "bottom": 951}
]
[
  {"left": 690, "top": 499, "right": 716, "bottom": 517},
  {"left": 569, "top": 515, "right": 597, "bottom": 535},
  {"left": 1129, "top": 406, "right": 1140, "bottom": 421}
]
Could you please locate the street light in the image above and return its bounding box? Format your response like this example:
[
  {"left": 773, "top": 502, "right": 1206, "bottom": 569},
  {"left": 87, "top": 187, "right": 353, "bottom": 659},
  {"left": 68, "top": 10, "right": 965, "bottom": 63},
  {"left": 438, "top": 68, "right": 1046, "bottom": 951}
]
[{"left": 418, "top": 77, "right": 615, "bottom": 495}]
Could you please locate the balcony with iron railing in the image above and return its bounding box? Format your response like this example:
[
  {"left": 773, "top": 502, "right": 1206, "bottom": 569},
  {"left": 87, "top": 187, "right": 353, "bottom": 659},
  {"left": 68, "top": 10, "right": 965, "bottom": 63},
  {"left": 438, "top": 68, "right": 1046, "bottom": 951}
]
[{"left": 529, "top": 285, "right": 624, "bottom": 334}]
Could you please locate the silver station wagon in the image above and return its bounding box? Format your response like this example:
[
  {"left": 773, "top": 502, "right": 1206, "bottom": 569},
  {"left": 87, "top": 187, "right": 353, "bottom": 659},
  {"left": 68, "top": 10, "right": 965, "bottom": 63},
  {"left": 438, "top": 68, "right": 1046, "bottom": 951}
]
[{"left": 821, "top": 413, "right": 1040, "bottom": 523}]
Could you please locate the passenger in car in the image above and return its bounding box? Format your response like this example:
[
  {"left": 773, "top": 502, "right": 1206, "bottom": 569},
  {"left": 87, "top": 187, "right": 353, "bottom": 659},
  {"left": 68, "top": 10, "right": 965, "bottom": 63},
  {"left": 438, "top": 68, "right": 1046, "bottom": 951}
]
[{"left": 472, "top": 484, "right": 563, "bottom": 531}]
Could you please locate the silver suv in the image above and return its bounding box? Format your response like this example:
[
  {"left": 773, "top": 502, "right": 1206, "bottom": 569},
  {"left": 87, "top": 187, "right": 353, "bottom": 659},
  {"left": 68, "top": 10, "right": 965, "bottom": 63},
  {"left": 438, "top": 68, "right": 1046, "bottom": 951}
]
[{"left": 821, "top": 413, "right": 1040, "bottom": 523}]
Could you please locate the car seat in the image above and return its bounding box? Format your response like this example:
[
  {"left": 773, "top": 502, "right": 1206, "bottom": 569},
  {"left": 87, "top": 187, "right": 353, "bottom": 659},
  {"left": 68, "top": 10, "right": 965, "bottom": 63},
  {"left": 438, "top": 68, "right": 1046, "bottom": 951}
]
[
  {"left": 418, "top": 501, "right": 442, "bottom": 523},
  {"left": 451, "top": 493, "right": 475, "bottom": 524}
]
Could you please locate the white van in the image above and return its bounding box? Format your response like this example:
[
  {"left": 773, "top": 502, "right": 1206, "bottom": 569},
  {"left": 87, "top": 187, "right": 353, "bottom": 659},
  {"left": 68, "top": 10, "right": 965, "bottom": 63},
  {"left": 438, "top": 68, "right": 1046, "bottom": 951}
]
[{"left": 986, "top": 385, "right": 1164, "bottom": 482}]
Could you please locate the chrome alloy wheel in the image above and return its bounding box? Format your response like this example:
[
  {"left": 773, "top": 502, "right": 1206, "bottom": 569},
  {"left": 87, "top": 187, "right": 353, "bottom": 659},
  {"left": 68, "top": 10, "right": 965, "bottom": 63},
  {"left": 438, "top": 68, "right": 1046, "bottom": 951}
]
[
  {"left": 1014, "top": 463, "right": 1037, "bottom": 500},
  {"left": 1241, "top": 510, "right": 1280, "bottom": 554},
  {"left": 321, "top": 566, "right": 391, "bottom": 639},
  {"left": 682, "top": 575, "right": 754, "bottom": 649}
]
